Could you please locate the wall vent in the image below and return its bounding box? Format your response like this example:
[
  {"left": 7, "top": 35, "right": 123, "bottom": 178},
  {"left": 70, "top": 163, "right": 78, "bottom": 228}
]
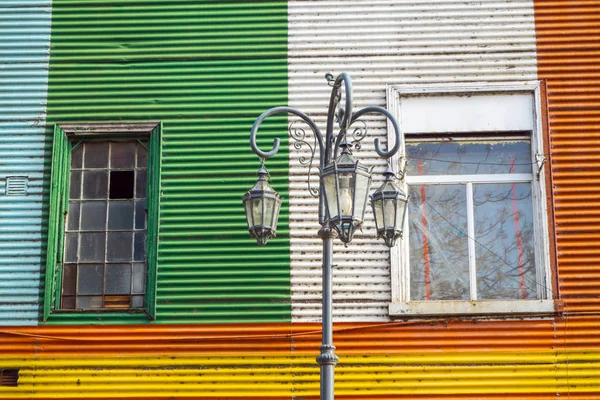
[
  {"left": 0, "top": 369, "right": 19, "bottom": 387},
  {"left": 5, "top": 176, "right": 28, "bottom": 196}
]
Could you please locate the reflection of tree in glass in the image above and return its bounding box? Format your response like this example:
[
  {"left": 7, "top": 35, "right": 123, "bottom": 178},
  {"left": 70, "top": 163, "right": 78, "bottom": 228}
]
[
  {"left": 473, "top": 184, "right": 536, "bottom": 300},
  {"left": 409, "top": 185, "right": 470, "bottom": 301}
]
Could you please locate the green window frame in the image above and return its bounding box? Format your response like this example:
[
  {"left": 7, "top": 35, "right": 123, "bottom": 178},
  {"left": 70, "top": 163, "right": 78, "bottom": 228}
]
[{"left": 44, "top": 122, "right": 162, "bottom": 322}]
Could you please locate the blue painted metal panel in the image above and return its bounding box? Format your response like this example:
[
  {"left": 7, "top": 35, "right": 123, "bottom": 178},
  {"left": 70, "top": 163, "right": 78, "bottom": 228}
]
[{"left": 0, "top": 1, "right": 51, "bottom": 325}]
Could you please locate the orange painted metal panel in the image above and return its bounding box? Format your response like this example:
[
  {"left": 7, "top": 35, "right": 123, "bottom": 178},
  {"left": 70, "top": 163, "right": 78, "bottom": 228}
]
[{"left": 534, "top": 0, "right": 600, "bottom": 314}]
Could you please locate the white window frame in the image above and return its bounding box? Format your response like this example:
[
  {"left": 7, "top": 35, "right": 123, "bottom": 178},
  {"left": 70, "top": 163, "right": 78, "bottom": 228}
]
[{"left": 386, "top": 82, "right": 554, "bottom": 316}]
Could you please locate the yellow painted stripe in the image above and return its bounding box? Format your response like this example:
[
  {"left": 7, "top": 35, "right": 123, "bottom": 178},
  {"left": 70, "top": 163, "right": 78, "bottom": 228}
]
[{"left": 0, "top": 350, "right": 599, "bottom": 397}]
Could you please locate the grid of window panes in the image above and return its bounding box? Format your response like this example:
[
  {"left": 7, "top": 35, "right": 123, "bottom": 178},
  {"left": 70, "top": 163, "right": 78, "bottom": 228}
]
[
  {"left": 405, "top": 137, "right": 537, "bottom": 301},
  {"left": 62, "top": 141, "right": 148, "bottom": 309}
]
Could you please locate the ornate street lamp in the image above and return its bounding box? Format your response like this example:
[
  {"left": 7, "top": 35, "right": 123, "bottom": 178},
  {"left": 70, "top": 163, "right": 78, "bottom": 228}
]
[
  {"left": 242, "top": 164, "right": 282, "bottom": 246},
  {"left": 243, "top": 73, "right": 406, "bottom": 400},
  {"left": 370, "top": 166, "right": 409, "bottom": 247},
  {"left": 321, "top": 140, "right": 372, "bottom": 244}
]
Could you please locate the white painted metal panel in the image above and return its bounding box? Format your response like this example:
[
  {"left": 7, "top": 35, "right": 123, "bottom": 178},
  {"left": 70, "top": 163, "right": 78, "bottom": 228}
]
[
  {"left": 0, "top": 1, "right": 51, "bottom": 325},
  {"left": 288, "top": 0, "right": 538, "bottom": 322},
  {"left": 400, "top": 93, "right": 534, "bottom": 133}
]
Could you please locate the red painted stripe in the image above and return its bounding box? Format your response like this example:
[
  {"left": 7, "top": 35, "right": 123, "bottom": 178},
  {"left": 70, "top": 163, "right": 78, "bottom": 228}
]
[
  {"left": 510, "top": 158, "right": 527, "bottom": 299},
  {"left": 418, "top": 161, "right": 431, "bottom": 299}
]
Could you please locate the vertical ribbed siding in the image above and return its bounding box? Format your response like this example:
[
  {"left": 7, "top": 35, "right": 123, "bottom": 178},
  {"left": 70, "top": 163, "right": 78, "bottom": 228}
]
[
  {"left": 533, "top": 1, "right": 600, "bottom": 314},
  {"left": 0, "top": 1, "right": 51, "bottom": 325},
  {"left": 45, "top": 1, "right": 290, "bottom": 324},
  {"left": 288, "top": 0, "right": 539, "bottom": 322}
]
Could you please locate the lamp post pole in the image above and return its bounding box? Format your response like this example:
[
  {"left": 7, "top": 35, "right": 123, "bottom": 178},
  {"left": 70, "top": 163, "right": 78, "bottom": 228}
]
[{"left": 245, "top": 73, "right": 405, "bottom": 400}]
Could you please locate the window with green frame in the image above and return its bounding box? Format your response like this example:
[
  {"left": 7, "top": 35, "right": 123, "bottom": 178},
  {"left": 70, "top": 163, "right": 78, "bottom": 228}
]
[{"left": 44, "top": 123, "right": 161, "bottom": 321}]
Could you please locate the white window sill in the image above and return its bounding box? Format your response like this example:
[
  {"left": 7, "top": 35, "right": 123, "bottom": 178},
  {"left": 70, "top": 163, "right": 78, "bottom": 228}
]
[{"left": 389, "top": 300, "right": 556, "bottom": 317}]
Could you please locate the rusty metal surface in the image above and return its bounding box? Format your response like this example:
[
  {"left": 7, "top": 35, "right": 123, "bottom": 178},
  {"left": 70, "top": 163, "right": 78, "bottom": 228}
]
[{"left": 534, "top": 0, "right": 600, "bottom": 314}]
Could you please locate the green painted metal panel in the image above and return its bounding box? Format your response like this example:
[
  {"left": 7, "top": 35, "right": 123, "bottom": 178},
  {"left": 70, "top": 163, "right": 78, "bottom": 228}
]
[{"left": 45, "top": 0, "right": 290, "bottom": 324}]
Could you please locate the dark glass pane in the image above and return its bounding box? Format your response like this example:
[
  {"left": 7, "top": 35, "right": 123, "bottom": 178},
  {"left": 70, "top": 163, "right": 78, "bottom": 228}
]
[
  {"left": 135, "top": 201, "right": 146, "bottom": 229},
  {"left": 80, "top": 201, "right": 107, "bottom": 231},
  {"left": 108, "top": 201, "right": 134, "bottom": 230},
  {"left": 61, "top": 296, "right": 76, "bottom": 309},
  {"left": 67, "top": 202, "right": 80, "bottom": 231},
  {"left": 135, "top": 169, "right": 147, "bottom": 199},
  {"left": 134, "top": 232, "right": 146, "bottom": 261},
  {"left": 77, "top": 296, "right": 103, "bottom": 309},
  {"left": 406, "top": 140, "right": 532, "bottom": 175},
  {"left": 69, "top": 171, "right": 81, "bottom": 200},
  {"left": 62, "top": 263, "right": 77, "bottom": 296},
  {"left": 77, "top": 264, "right": 104, "bottom": 295},
  {"left": 109, "top": 171, "right": 134, "bottom": 199},
  {"left": 71, "top": 145, "right": 83, "bottom": 169},
  {"left": 474, "top": 183, "right": 536, "bottom": 300},
  {"left": 110, "top": 142, "right": 136, "bottom": 169},
  {"left": 79, "top": 233, "right": 105, "bottom": 262},
  {"left": 132, "top": 263, "right": 146, "bottom": 294},
  {"left": 131, "top": 295, "right": 144, "bottom": 308},
  {"left": 106, "top": 264, "right": 132, "bottom": 295},
  {"left": 64, "top": 233, "right": 78, "bottom": 263},
  {"left": 84, "top": 142, "right": 109, "bottom": 168},
  {"left": 137, "top": 143, "right": 148, "bottom": 167},
  {"left": 82, "top": 171, "right": 108, "bottom": 199},
  {"left": 106, "top": 232, "right": 133, "bottom": 261},
  {"left": 409, "top": 184, "right": 470, "bottom": 300}
]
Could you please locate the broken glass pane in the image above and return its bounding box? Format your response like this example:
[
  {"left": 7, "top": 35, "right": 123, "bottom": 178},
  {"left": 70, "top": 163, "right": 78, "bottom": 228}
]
[{"left": 109, "top": 171, "right": 134, "bottom": 199}]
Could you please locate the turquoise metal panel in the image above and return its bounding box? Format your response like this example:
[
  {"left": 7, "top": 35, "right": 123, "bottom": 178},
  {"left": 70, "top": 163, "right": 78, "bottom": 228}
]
[{"left": 0, "top": 1, "right": 52, "bottom": 325}]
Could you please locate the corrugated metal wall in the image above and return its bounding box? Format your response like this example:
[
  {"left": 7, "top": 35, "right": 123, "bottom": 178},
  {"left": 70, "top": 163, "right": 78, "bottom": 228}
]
[
  {"left": 533, "top": 0, "right": 600, "bottom": 314},
  {"left": 0, "top": 0, "right": 51, "bottom": 326},
  {"left": 1, "top": 320, "right": 600, "bottom": 398},
  {"left": 44, "top": 0, "right": 291, "bottom": 324},
  {"left": 288, "top": 0, "right": 539, "bottom": 322}
]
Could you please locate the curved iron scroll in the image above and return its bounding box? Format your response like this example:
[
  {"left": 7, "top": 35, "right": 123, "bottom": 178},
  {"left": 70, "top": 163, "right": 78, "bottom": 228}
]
[
  {"left": 289, "top": 120, "right": 319, "bottom": 197},
  {"left": 349, "top": 106, "right": 401, "bottom": 159},
  {"left": 250, "top": 106, "right": 325, "bottom": 160}
]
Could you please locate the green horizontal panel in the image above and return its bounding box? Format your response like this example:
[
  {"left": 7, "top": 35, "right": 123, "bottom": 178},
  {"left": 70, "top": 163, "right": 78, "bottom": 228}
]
[{"left": 45, "top": 0, "right": 290, "bottom": 324}]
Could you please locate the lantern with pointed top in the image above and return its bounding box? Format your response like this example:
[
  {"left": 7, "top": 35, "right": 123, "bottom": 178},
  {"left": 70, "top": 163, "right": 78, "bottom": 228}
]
[
  {"left": 370, "top": 166, "right": 408, "bottom": 247},
  {"left": 243, "top": 165, "right": 282, "bottom": 246},
  {"left": 321, "top": 140, "right": 373, "bottom": 244}
]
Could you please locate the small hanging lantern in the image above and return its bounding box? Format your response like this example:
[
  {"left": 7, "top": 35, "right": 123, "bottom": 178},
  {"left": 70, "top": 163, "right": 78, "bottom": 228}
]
[
  {"left": 243, "top": 164, "right": 282, "bottom": 246},
  {"left": 370, "top": 166, "right": 409, "bottom": 247},
  {"left": 321, "top": 140, "right": 372, "bottom": 244}
]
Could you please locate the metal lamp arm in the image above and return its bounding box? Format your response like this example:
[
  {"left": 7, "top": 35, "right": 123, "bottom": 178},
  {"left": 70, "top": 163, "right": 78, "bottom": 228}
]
[
  {"left": 325, "top": 73, "right": 353, "bottom": 162},
  {"left": 349, "top": 106, "right": 402, "bottom": 159},
  {"left": 250, "top": 106, "right": 325, "bottom": 160}
]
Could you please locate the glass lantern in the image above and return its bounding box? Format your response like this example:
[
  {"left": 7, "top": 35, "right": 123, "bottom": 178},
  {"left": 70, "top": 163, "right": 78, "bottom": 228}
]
[
  {"left": 370, "top": 166, "right": 408, "bottom": 247},
  {"left": 321, "top": 142, "right": 372, "bottom": 244},
  {"left": 242, "top": 165, "right": 282, "bottom": 246}
]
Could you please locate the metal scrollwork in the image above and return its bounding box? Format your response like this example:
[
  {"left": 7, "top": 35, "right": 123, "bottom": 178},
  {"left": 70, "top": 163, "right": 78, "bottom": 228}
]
[
  {"left": 349, "top": 120, "right": 368, "bottom": 150},
  {"left": 289, "top": 120, "right": 319, "bottom": 197}
]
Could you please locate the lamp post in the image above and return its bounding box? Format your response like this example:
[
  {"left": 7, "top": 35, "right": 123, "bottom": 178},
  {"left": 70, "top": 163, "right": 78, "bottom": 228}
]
[{"left": 243, "top": 73, "right": 407, "bottom": 400}]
